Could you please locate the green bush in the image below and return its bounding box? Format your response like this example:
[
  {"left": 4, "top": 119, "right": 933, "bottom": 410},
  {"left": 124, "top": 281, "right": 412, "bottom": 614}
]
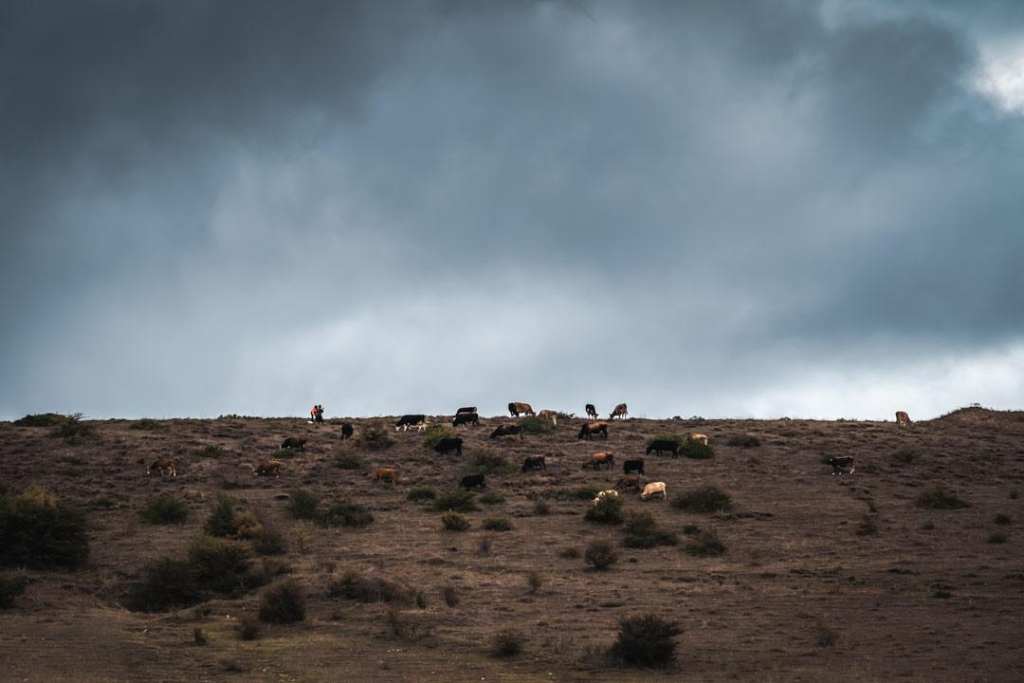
[
  {"left": 318, "top": 501, "right": 374, "bottom": 528},
  {"left": 328, "top": 569, "right": 412, "bottom": 604},
  {"left": 333, "top": 452, "right": 365, "bottom": 470},
  {"left": 622, "top": 511, "right": 678, "bottom": 548},
  {"left": 584, "top": 540, "right": 618, "bottom": 570},
  {"left": 727, "top": 433, "right": 760, "bottom": 448},
  {"left": 0, "top": 487, "right": 89, "bottom": 570},
  {"left": 442, "top": 511, "right": 471, "bottom": 532},
  {"left": 14, "top": 413, "right": 73, "bottom": 427},
  {"left": 198, "top": 444, "right": 227, "bottom": 458},
  {"left": 140, "top": 494, "right": 189, "bottom": 525},
  {"left": 0, "top": 573, "right": 28, "bottom": 610},
  {"left": 518, "top": 416, "right": 554, "bottom": 435},
  {"left": 671, "top": 485, "right": 732, "bottom": 513},
  {"left": 585, "top": 496, "right": 624, "bottom": 525},
  {"left": 56, "top": 414, "right": 95, "bottom": 445},
  {"left": 237, "top": 619, "right": 260, "bottom": 641},
  {"left": 892, "top": 448, "right": 918, "bottom": 464},
  {"left": 855, "top": 515, "right": 879, "bottom": 536},
  {"left": 359, "top": 420, "right": 395, "bottom": 451},
  {"left": 492, "top": 630, "right": 525, "bottom": 657},
  {"left": 126, "top": 557, "right": 203, "bottom": 612},
  {"left": 462, "top": 451, "right": 515, "bottom": 477},
  {"left": 482, "top": 517, "right": 513, "bottom": 532},
  {"left": 609, "top": 615, "right": 682, "bottom": 668},
  {"left": 251, "top": 521, "right": 289, "bottom": 556},
  {"left": 480, "top": 491, "right": 506, "bottom": 505},
  {"left": 572, "top": 485, "right": 603, "bottom": 501},
  {"left": 187, "top": 535, "right": 267, "bottom": 597},
  {"left": 434, "top": 489, "right": 477, "bottom": 513},
  {"left": 131, "top": 419, "right": 165, "bottom": 431},
  {"left": 987, "top": 532, "right": 1008, "bottom": 544},
  {"left": 680, "top": 438, "right": 714, "bottom": 459},
  {"left": 204, "top": 493, "right": 239, "bottom": 537},
  {"left": 258, "top": 580, "right": 306, "bottom": 624},
  {"left": 287, "top": 489, "right": 321, "bottom": 520},
  {"left": 533, "top": 500, "right": 550, "bottom": 516},
  {"left": 422, "top": 424, "right": 457, "bottom": 450},
  {"left": 916, "top": 486, "right": 969, "bottom": 510},
  {"left": 995, "top": 514, "right": 1012, "bottom": 526},
  {"left": 407, "top": 487, "right": 436, "bottom": 502},
  {"left": 684, "top": 529, "right": 726, "bottom": 557}
]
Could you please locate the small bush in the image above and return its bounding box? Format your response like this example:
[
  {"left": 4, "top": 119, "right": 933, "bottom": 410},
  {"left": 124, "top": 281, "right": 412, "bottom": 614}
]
[
  {"left": 684, "top": 529, "right": 726, "bottom": 557},
  {"left": 560, "top": 547, "right": 581, "bottom": 559},
  {"left": 994, "top": 514, "right": 1012, "bottom": 526},
  {"left": 477, "top": 536, "right": 492, "bottom": 556},
  {"left": 622, "top": 511, "right": 678, "bottom": 548},
  {"left": 585, "top": 540, "right": 618, "bottom": 570},
  {"left": 533, "top": 500, "right": 550, "bottom": 516},
  {"left": 816, "top": 625, "right": 839, "bottom": 648},
  {"left": 333, "top": 452, "right": 365, "bottom": 470},
  {"left": 480, "top": 491, "right": 506, "bottom": 505},
  {"left": 572, "top": 485, "right": 602, "bottom": 501},
  {"left": 855, "top": 515, "right": 879, "bottom": 536},
  {"left": 237, "top": 619, "right": 260, "bottom": 641},
  {"left": 915, "top": 486, "right": 970, "bottom": 510},
  {"left": 198, "top": 444, "right": 227, "bottom": 458},
  {"left": 0, "top": 573, "right": 28, "bottom": 609},
  {"left": 988, "top": 532, "right": 1008, "bottom": 544},
  {"left": 463, "top": 451, "right": 515, "bottom": 477},
  {"left": 422, "top": 424, "right": 457, "bottom": 450},
  {"left": 204, "top": 493, "right": 238, "bottom": 537},
  {"left": 140, "top": 494, "right": 189, "bottom": 525},
  {"left": 187, "top": 535, "right": 267, "bottom": 597},
  {"left": 193, "top": 628, "right": 208, "bottom": 645},
  {"left": 359, "top": 420, "right": 395, "bottom": 451},
  {"left": 434, "top": 489, "right": 477, "bottom": 513},
  {"left": 526, "top": 571, "right": 543, "bottom": 594},
  {"left": 727, "top": 433, "right": 761, "bottom": 448},
  {"left": 441, "top": 511, "right": 471, "bottom": 532},
  {"left": 407, "top": 487, "right": 436, "bottom": 502},
  {"left": 131, "top": 419, "right": 165, "bottom": 431},
  {"left": 482, "top": 517, "right": 513, "bottom": 532},
  {"left": 892, "top": 448, "right": 918, "bottom": 464},
  {"left": 585, "top": 496, "right": 624, "bottom": 525},
  {"left": 609, "top": 614, "right": 682, "bottom": 668},
  {"left": 328, "top": 569, "right": 412, "bottom": 604},
  {"left": 251, "top": 520, "right": 289, "bottom": 556},
  {"left": 443, "top": 585, "right": 460, "bottom": 607},
  {"left": 14, "top": 413, "right": 73, "bottom": 427},
  {"left": 0, "top": 486, "right": 89, "bottom": 569},
  {"left": 258, "top": 580, "right": 306, "bottom": 624},
  {"left": 233, "top": 511, "right": 263, "bottom": 539},
  {"left": 287, "top": 489, "right": 321, "bottom": 520},
  {"left": 672, "top": 485, "right": 732, "bottom": 513},
  {"left": 492, "top": 630, "right": 525, "bottom": 657},
  {"left": 127, "top": 558, "right": 203, "bottom": 612},
  {"left": 56, "top": 414, "right": 94, "bottom": 444},
  {"left": 518, "top": 416, "right": 554, "bottom": 435},
  {"left": 318, "top": 501, "right": 374, "bottom": 528},
  {"left": 680, "top": 438, "right": 714, "bottom": 459}
]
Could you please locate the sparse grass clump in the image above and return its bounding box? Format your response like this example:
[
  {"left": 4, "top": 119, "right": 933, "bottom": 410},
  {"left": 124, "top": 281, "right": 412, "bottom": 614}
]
[
  {"left": 358, "top": 420, "right": 395, "bottom": 451},
  {"left": 434, "top": 488, "right": 477, "bottom": 513},
  {"left": 204, "top": 493, "right": 238, "bottom": 537},
  {"left": 585, "top": 496, "right": 624, "bottom": 525},
  {"left": 198, "top": 444, "right": 226, "bottom": 458},
  {"left": 684, "top": 529, "right": 726, "bottom": 557},
  {"left": 443, "top": 585, "right": 460, "bottom": 607},
  {"left": 441, "top": 511, "right": 471, "bottom": 532},
  {"left": 855, "top": 515, "right": 879, "bottom": 536},
  {"left": 140, "top": 494, "right": 189, "bottom": 525},
  {"left": 915, "top": 485, "right": 970, "bottom": 510},
  {"left": 407, "top": 487, "right": 436, "bottom": 502},
  {"left": 286, "top": 489, "right": 321, "bottom": 520},
  {"left": 526, "top": 571, "right": 543, "bottom": 594},
  {"left": 0, "top": 573, "right": 28, "bottom": 609},
  {"left": 560, "top": 546, "right": 581, "bottom": 559},
  {"left": 482, "top": 516, "right": 513, "bottom": 532},
  {"left": 533, "top": 500, "right": 550, "bottom": 516},
  {"left": 988, "top": 532, "right": 1008, "bottom": 544},
  {"left": 622, "top": 511, "right": 678, "bottom": 548},
  {"left": 585, "top": 540, "right": 618, "bottom": 570},
  {"left": 492, "top": 630, "right": 525, "bottom": 657},
  {"left": 680, "top": 438, "right": 714, "bottom": 459},
  {"left": 258, "top": 580, "right": 306, "bottom": 624},
  {"left": 995, "top": 514, "right": 1012, "bottom": 526},
  {"left": 317, "top": 501, "right": 374, "bottom": 528},
  {"left": 608, "top": 615, "right": 682, "bottom": 668},
  {"left": 816, "top": 625, "right": 839, "bottom": 648},
  {"left": 422, "top": 424, "right": 457, "bottom": 450},
  {"left": 518, "top": 416, "right": 554, "bottom": 435},
  {"left": 328, "top": 569, "right": 412, "bottom": 604},
  {"left": 0, "top": 486, "right": 89, "bottom": 570},
  {"left": 463, "top": 451, "right": 515, "bottom": 477},
  {"left": 727, "top": 433, "right": 761, "bottom": 448},
  {"left": 480, "top": 491, "right": 506, "bottom": 505},
  {"left": 671, "top": 485, "right": 732, "bottom": 513}
]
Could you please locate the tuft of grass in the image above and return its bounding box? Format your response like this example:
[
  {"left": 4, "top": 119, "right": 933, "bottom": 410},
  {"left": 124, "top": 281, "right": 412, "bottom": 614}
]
[
  {"left": 0, "top": 486, "right": 89, "bottom": 570},
  {"left": 915, "top": 485, "right": 970, "bottom": 510},
  {"left": 816, "top": 625, "right": 839, "bottom": 648},
  {"left": 443, "top": 585, "right": 460, "bottom": 607},
  {"left": 533, "top": 500, "right": 550, "bottom": 516},
  {"left": 684, "top": 529, "right": 726, "bottom": 557},
  {"left": 480, "top": 491, "right": 506, "bottom": 505},
  {"left": 286, "top": 489, "right": 321, "bottom": 520},
  {"left": 434, "top": 489, "right": 477, "bottom": 513},
  {"left": 258, "top": 580, "right": 306, "bottom": 624},
  {"left": 441, "top": 511, "right": 471, "bottom": 532},
  {"left": 422, "top": 424, "right": 457, "bottom": 450},
  {"left": 526, "top": 571, "right": 543, "bottom": 594},
  {"left": 585, "top": 496, "right": 624, "bottom": 525},
  {"left": 855, "top": 515, "right": 879, "bottom": 536},
  {"left": 237, "top": 619, "right": 259, "bottom": 641},
  {"left": 482, "top": 516, "right": 513, "bottom": 532},
  {"left": 358, "top": 420, "right": 395, "bottom": 451},
  {"left": 584, "top": 540, "right": 618, "bottom": 570},
  {"left": 407, "top": 487, "right": 436, "bottom": 502},
  {"left": 622, "top": 511, "right": 678, "bottom": 548},
  {"left": 198, "top": 444, "right": 226, "bottom": 459},
  {"left": 462, "top": 451, "right": 515, "bottom": 477},
  {"left": 140, "top": 494, "right": 189, "bottom": 525},
  {"left": 892, "top": 448, "right": 918, "bottom": 464},
  {"left": 994, "top": 514, "right": 1012, "bottom": 526},
  {"left": 0, "top": 573, "right": 28, "bottom": 610},
  {"left": 560, "top": 546, "right": 581, "bottom": 559},
  {"left": 204, "top": 493, "right": 238, "bottom": 537},
  {"left": 317, "top": 501, "right": 374, "bottom": 528},
  {"left": 328, "top": 569, "right": 412, "bottom": 604},
  {"left": 492, "top": 630, "right": 525, "bottom": 658},
  {"left": 608, "top": 615, "right": 682, "bottom": 668},
  {"left": 193, "top": 628, "right": 208, "bottom": 646},
  {"left": 987, "top": 532, "right": 1008, "bottom": 544},
  {"left": 671, "top": 485, "right": 732, "bottom": 513}
]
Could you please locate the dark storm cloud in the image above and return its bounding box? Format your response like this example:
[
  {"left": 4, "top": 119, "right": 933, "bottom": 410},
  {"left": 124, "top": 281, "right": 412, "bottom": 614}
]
[{"left": 2, "top": 0, "right": 1024, "bottom": 420}]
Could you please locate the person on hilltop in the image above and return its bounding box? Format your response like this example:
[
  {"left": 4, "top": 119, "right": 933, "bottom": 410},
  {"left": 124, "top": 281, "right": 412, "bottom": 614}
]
[{"left": 310, "top": 404, "right": 324, "bottom": 424}]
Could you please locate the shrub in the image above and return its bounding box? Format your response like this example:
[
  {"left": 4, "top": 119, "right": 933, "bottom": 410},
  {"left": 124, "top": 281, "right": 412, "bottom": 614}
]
[
  {"left": 816, "top": 625, "right": 838, "bottom": 648},
  {"left": 727, "top": 433, "right": 761, "bottom": 448},
  {"left": 237, "top": 619, "right": 260, "bottom": 641},
  {"left": 131, "top": 419, "right": 165, "bottom": 431},
  {"left": 492, "top": 630, "right": 525, "bottom": 658},
  {"left": 526, "top": 571, "right": 543, "bottom": 594},
  {"left": 559, "top": 547, "right": 581, "bottom": 559},
  {"left": 286, "top": 489, "right": 321, "bottom": 520},
  {"left": 251, "top": 521, "right": 289, "bottom": 556},
  {"left": 126, "top": 558, "right": 203, "bottom": 612},
  {"left": 585, "top": 540, "right": 618, "bottom": 570},
  {"left": 204, "top": 493, "right": 239, "bottom": 537},
  {"left": 434, "top": 489, "right": 477, "bottom": 513},
  {"left": 443, "top": 585, "right": 460, "bottom": 607},
  {"left": 482, "top": 517, "right": 513, "bottom": 532},
  {"left": 193, "top": 628, "right": 208, "bottom": 645},
  {"left": 915, "top": 486, "right": 970, "bottom": 510},
  {"left": 441, "top": 511, "right": 471, "bottom": 532},
  {"left": 328, "top": 569, "right": 412, "bottom": 604},
  {"left": 684, "top": 529, "right": 726, "bottom": 557},
  {"left": 198, "top": 444, "right": 226, "bottom": 459},
  {"left": 318, "top": 501, "right": 374, "bottom": 528},
  {"left": 407, "top": 487, "right": 436, "bottom": 502},
  {"left": 995, "top": 514, "right": 1012, "bottom": 526},
  {"left": 14, "top": 413, "right": 73, "bottom": 427},
  {"left": 572, "top": 485, "right": 603, "bottom": 501},
  {"left": 422, "top": 424, "right": 457, "bottom": 450},
  {"left": 258, "top": 580, "right": 306, "bottom": 624},
  {"left": 480, "top": 491, "right": 506, "bottom": 505},
  {"left": 187, "top": 535, "right": 267, "bottom": 596},
  {"left": 855, "top": 515, "right": 879, "bottom": 536},
  {"left": 0, "top": 573, "right": 27, "bottom": 610},
  {"left": 359, "top": 420, "right": 395, "bottom": 451},
  {"left": 56, "top": 414, "right": 94, "bottom": 444},
  {"left": 533, "top": 500, "right": 550, "bottom": 516},
  {"left": 477, "top": 536, "right": 492, "bottom": 555},
  {"left": 608, "top": 614, "right": 682, "bottom": 668},
  {"left": 462, "top": 451, "right": 515, "bottom": 477},
  {"left": 333, "top": 452, "right": 365, "bottom": 470},
  {"left": 0, "top": 486, "right": 89, "bottom": 570},
  {"left": 680, "top": 438, "right": 714, "bottom": 460},
  {"left": 140, "top": 494, "right": 189, "bottom": 525},
  {"left": 585, "top": 496, "right": 624, "bottom": 525},
  {"left": 988, "top": 533, "right": 1008, "bottom": 544},
  {"left": 671, "top": 485, "right": 732, "bottom": 513},
  {"left": 271, "top": 448, "right": 299, "bottom": 460},
  {"left": 518, "top": 416, "right": 554, "bottom": 435},
  {"left": 622, "top": 511, "right": 678, "bottom": 548},
  {"left": 233, "top": 511, "right": 264, "bottom": 539},
  {"left": 892, "top": 448, "right": 918, "bottom": 464}
]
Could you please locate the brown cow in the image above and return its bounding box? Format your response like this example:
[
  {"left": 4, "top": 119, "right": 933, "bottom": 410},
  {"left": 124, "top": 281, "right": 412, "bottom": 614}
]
[
  {"left": 578, "top": 421, "right": 608, "bottom": 439},
  {"left": 281, "top": 437, "right": 306, "bottom": 450},
  {"left": 609, "top": 403, "right": 628, "bottom": 420},
  {"left": 490, "top": 423, "right": 524, "bottom": 440},
  {"left": 582, "top": 452, "right": 615, "bottom": 470},
  {"left": 616, "top": 475, "right": 641, "bottom": 491},
  {"left": 375, "top": 467, "right": 398, "bottom": 485},
  {"left": 896, "top": 411, "right": 911, "bottom": 426},
  {"left": 537, "top": 409, "right": 558, "bottom": 425},
  {"left": 508, "top": 402, "right": 535, "bottom": 417},
  {"left": 254, "top": 460, "right": 282, "bottom": 477},
  {"left": 147, "top": 458, "right": 176, "bottom": 477}
]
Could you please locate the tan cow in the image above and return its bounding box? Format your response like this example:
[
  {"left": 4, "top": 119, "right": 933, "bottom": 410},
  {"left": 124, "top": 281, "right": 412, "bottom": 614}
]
[
  {"left": 147, "top": 458, "right": 176, "bottom": 477},
  {"left": 582, "top": 452, "right": 615, "bottom": 470},
  {"left": 609, "top": 403, "right": 628, "bottom": 420},
  {"left": 896, "top": 411, "right": 911, "bottom": 426},
  {"left": 537, "top": 409, "right": 558, "bottom": 425},
  {"left": 689, "top": 433, "right": 709, "bottom": 445},
  {"left": 640, "top": 481, "right": 667, "bottom": 501},
  {"left": 578, "top": 421, "right": 609, "bottom": 439},
  {"left": 508, "top": 402, "right": 535, "bottom": 417},
  {"left": 253, "top": 460, "right": 282, "bottom": 477},
  {"left": 375, "top": 467, "right": 398, "bottom": 485}
]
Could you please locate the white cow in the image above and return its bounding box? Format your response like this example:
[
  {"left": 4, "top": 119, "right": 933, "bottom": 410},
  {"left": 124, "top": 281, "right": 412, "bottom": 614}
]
[
  {"left": 640, "top": 482, "right": 667, "bottom": 501},
  {"left": 593, "top": 489, "right": 620, "bottom": 504}
]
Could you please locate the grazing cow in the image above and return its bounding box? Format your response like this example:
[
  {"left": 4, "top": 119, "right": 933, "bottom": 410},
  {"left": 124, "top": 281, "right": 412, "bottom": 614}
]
[
  {"left": 522, "top": 456, "right": 547, "bottom": 472},
  {"left": 896, "top": 411, "right": 911, "bottom": 426},
  {"left": 826, "top": 456, "right": 855, "bottom": 475},
  {"left": 609, "top": 403, "right": 628, "bottom": 420},
  {"left": 310, "top": 405, "right": 324, "bottom": 423},
  {"left": 281, "top": 437, "right": 306, "bottom": 450},
  {"left": 585, "top": 403, "right": 598, "bottom": 420},
  {"left": 340, "top": 423, "right": 354, "bottom": 440},
  {"left": 459, "top": 473, "right": 487, "bottom": 489},
  {"left": 508, "top": 402, "right": 535, "bottom": 417},
  {"left": 395, "top": 414, "right": 427, "bottom": 431},
  {"left": 455, "top": 406, "right": 477, "bottom": 416},
  {"left": 452, "top": 412, "right": 480, "bottom": 427},
  {"left": 147, "top": 458, "right": 176, "bottom": 477},
  {"left": 582, "top": 452, "right": 615, "bottom": 470},
  {"left": 253, "top": 460, "right": 282, "bottom": 477},
  {"left": 375, "top": 467, "right": 398, "bottom": 485},
  {"left": 537, "top": 409, "right": 558, "bottom": 425},
  {"left": 490, "top": 423, "right": 523, "bottom": 440},
  {"left": 593, "top": 489, "right": 620, "bottom": 504},
  {"left": 616, "top": 475, "right": 641, "bottom": 492},
  {"left": 578, "top": 421, "right": 609, "bottom": 440},
  {"left": 689, "top": 433, "right": 709, "bottom": 446},
  {"left": 646, "top": 439, "right": 679, "bottom": 457},
  {"left": 640, "top": 482, "right": 667, "bottom": 501},
  {"left": 434, "top": 437, "right": 463, "bottom": 457},
  {"left": 623, "top": 459, "right": 645, "bottom": 475}
]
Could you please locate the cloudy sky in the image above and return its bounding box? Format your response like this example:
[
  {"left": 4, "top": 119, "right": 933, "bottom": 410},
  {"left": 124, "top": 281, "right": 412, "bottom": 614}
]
[{"left": 2, "top": 0, "right": 1024, "bottom": 421}]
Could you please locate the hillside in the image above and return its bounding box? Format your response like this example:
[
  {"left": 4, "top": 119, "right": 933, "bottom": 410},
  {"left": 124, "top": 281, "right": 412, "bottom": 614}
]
[{"left": 1, "top": 411, "right": 1023, "bottom": 682}]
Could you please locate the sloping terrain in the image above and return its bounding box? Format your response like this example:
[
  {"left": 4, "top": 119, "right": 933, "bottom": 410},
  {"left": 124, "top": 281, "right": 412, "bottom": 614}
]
[{"left": 1, "top": 410, "right": 1023, "bottom": 682}]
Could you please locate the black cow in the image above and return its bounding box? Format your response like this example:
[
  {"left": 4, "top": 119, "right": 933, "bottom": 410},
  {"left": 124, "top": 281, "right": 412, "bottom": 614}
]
[
  {"left": 452, "top": 412, "right": 480, "bottom": 427},
  {"left": 281, "top": 437, "right": 306, "bottom": 450},
  {"left": 395, "top": 414, "right": 427, "bottom": 431},
  {"left": 826, "top": 456, "right": 855, "bottom": 475},
  {"left": 585, "top": 403, "right": 598, "bottom": 419},
  {"left": 434, "top": 437, "right": 463, "bottom": 457},
  {"left": 623, "top": 459, "right": 645, "bottom": 475},
  {"left": 340, "top": 423, "right": 354, "bottom": 440},
  {"left": 646, "top": 440, "right": 678, "bottom": 457},
  {"left": 522, "top": 456, "right": 546, "bottom": 472},
  {"left": 577, "top": 421, "right": 608, "bottom": 439},
  {"left": 490, "top": 423, "right": 523, "bottom": 440},
  {"left": 455, "top": 406, "right": 477, "bottom": 416},
  {"left": 459, "top": 473, "right": 487, "bottom": 489}
]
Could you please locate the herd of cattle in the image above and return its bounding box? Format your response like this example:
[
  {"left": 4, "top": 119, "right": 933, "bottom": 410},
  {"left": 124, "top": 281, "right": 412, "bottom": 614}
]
[{"left": 146, "top": 404, "right": 914, "bottom": 504}]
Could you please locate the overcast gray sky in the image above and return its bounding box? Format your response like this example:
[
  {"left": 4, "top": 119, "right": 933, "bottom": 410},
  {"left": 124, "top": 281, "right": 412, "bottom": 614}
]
[{"left": 3, "top": 0, "right": 1023, "bottom": 421}]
